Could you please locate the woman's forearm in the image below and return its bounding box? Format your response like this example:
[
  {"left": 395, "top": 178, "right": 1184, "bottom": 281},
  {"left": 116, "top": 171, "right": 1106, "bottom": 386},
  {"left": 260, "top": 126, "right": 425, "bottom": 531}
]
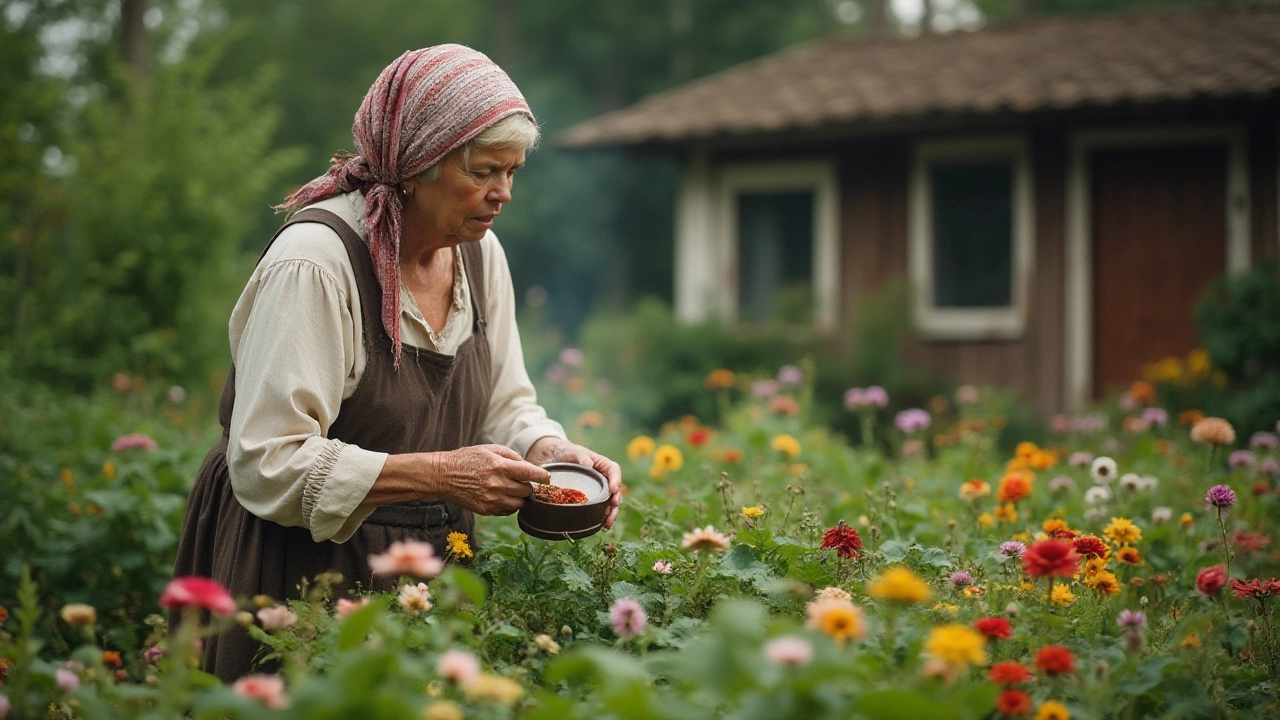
[{"left": 359, "top": 452, "right": 449, "bottom": 509}]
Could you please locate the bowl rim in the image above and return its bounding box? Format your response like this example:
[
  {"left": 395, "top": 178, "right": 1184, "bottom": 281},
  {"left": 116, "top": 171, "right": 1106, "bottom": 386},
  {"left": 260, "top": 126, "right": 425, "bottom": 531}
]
[{"left": 527, "top": 462, "right": 610, "bottom": 507}]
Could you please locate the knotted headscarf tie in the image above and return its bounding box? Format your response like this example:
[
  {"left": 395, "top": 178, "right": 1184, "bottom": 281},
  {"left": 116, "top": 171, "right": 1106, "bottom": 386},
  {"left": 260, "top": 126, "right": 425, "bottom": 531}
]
[{"left": 278, "top": 45, "right": 534, "bottom": 365}]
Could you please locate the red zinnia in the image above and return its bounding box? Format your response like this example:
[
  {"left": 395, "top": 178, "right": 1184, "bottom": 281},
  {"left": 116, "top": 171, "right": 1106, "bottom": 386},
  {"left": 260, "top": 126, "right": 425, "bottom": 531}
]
[
  {"left": 995, "top": 688, "right": 1033, "bottom": 716},
  {"left": 1022, "top": 540, "right": 1081, "bottom": 579},
  {"left": 1072, "top": 535, "right": 1108, "bottom": 559},
  {"left": 821, "top": 521, "right": 863, "bottom": 559},
  {"left": 989, "top": 661, "right": 1033, "bottom": 685},
  {"left": 1033, "top": 645, "right": 1075, "bottom": 676},
  {"left": 1230, "top": 577, "right": 1280, "bottom": 600},
  {"left": 688, "top": 429, "right": 712, "bottom": 447},
  {"left": 1196, "top": 564, "right": 1228, "bottom": 596},
  {"left": 973, "top": 616, "right": 1013, "bottom": 640},
  {"left": 159, "top": 576, "right": 236, "bottom": 617}
]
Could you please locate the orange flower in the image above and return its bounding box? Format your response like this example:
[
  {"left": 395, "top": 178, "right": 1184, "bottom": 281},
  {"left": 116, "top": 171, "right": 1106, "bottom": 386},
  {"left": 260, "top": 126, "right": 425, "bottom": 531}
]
[
  {"left": 996, "top": 689, "right": 1033, "bottom": 716},
  {"left": 997, "top": 471, "right": 1033, "bottom": 504},
  {"left": 1034, "top": 645, "right": 1075, "bottom": 676},
  {"left": 989, "top": 661, "right": 1032, "bottom": 685},
  {"left": 722, "top": 448, "right": 743, "bottom": 463},
  {"left": 576, "top": 410, "right": 603, "bottom": 429},
  {"left": 1129, "top": 381, "right": 1156, "bottom": 405},
  {"left": 1178, "top": 409, "right": 1205, "bottom": 426},
  {"left": 705, "top": 369, "right": 736, "bottom": 390},
  {"left": 769, "top": 396, "right": 800, "bottom": 416},
  {"left": 103, "top": 651, "right": 122, "bottom": 666},
  {"left": 1022, "top": 540, "right": 1081, "bottom": 579}
]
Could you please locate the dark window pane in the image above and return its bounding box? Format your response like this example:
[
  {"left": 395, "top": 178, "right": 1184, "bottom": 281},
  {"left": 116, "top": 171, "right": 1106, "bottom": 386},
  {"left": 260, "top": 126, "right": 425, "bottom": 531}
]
[
  {"left": 931, "top": 160, "right": 1013, "bottom": 308},
  {"left": 737, "top": 191, "right": 813, "bottom": 323}
]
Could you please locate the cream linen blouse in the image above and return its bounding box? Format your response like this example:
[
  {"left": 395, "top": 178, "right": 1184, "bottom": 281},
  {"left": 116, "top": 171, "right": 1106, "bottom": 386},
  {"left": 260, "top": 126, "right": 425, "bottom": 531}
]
[{"left": 226, "top": 192, "right": 566, "bottom": 543}]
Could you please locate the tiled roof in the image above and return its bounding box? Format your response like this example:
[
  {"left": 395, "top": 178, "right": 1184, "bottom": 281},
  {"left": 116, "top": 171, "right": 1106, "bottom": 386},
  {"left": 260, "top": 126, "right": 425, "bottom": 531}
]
[{"left": 559, "top": 4, "right": 1280, "bottom": 148}]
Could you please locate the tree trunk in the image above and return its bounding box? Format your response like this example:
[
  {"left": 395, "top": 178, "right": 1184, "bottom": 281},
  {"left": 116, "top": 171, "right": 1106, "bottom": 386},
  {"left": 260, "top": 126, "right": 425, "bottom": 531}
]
[
  {"left": 921, "top": 0, "right": 934, "bottom": 33},
  {"left": 121, "top": 0, "right": 146, "bottom": 75}
]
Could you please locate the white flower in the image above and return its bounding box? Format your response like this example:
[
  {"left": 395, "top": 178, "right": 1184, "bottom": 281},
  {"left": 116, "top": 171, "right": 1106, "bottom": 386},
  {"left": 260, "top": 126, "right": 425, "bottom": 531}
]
[
  {"left": 1140, "top": 475, "right": 1159, "bottom": 491},
  {"left": 1151, "top": 507, "right": 1173, "bottom": 524},
  {"left": 1091, "top": 456, "right": 1118, "bottom": 484},
  {"left": 1119, "top": 473, "right": 1143, "bottom": 492},
  {"left": 397, "top": 582, "right": 432, "bottom": 615},
  {"left": 1085, "top": 486, "right": 1112, "bottom": 505}
]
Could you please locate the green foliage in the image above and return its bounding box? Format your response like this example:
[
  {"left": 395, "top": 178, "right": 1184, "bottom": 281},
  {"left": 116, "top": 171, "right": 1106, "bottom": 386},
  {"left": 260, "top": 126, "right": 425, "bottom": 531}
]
[{"left": 1195, "top": 262, "right": 1280, "bottom": 434}]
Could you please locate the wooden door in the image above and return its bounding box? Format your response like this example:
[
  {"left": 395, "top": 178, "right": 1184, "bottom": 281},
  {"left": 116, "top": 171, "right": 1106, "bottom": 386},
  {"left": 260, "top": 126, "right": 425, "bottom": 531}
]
[{"left": 1091, "top": 145, "right": 1227, "bottom": 398}]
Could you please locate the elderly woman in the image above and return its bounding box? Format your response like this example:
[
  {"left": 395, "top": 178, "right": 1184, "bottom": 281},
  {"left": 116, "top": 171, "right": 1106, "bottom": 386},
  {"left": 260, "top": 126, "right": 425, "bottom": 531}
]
[{"left": 172, "top": 45, "right": 622, "bottom": 681}]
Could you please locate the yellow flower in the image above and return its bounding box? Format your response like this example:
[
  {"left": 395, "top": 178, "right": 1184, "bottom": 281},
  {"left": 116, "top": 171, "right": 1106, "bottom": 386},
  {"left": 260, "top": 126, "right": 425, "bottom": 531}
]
[
  {"left": 60, "top": 468, "right": 76, "bottom": 493},
  {"left": 1042, "top": 518, "right": 1069, "bottom": 535},
  {"left": 771, "top": 434, "right": 802, "bottom": 458},
  {"left": 446, "top": 532, "right": 473, "bottom": 560},
  {"left": 1083, "top": 556, "right": 1110, "bottom": 578},
  {"left": 705, "top": 368, "right": 736, "bottom": 390},
  {"left": 60, "top": 603, "right": 98, "bottom": 626},
  {"left": 958, "top": 479, "right": 990, "bottom": 500},
  {"left": 962, "top": 586, "right": 984, "bottom": 598},
  {"left": 463, "top": 674, "right": 524, "bottom": 706},
  {"left": 868, "top": 566, "right": 931, "bottom": 604},
  {"left": 103, "top": 461, "right": 116, "bottom": 481},
  {"left": 1036, "top": 700, "right": 1070, "bottom": 720},
  {"left": 977, "top": 513, "right": 995, "bottom": 529},
  {"left": 1085, "top": 571, "right": 1120, "bottom": 596},
  {"left": 932, "top": 603, "right": 960, "bottom": 616},
  {"left": 993, "top": 503, "right": 1019, "bottom": 524},
  {"left": 1103, "top": 518, "right": 1141, "bottom": 545},
  {"left": 1050, "top": 584, "right": 1076, "bottom": 607},
  {"left": 1015, "top": 442, "right": 1039, "bottom": 461},
  {"left": 1116, "top": 547, "right": 1141, "bottom": 565},
  {"left": 1186, "top": 348, "right": 1211, "bottom": 378},
  {"left": 649, "top": 465, "right": 666, "bottom": 481},
  {"left": 925, "top": 624, "right": 988, "bottom": 668},
  {"left": 805, "top": 596, "right": 868, "bottom": 644},
  {"left": 626, "top": 435, "right": 655, "bottom": 460},
  {"left": 741, "top": 506, "right": 765, "bottom": 519},
  {"left": 653, "top": 444, "right": 684, "bottom": 472},
  {"left": 1179, "top": 512, "right": 1194, "bottom": 528},
  {"left": 1019, "top": 580, "right": 1036, "bottom": 593},
  {"left": 1030, "top": 450, "right": 1057, "bottom": 471},
  {"left": 422, "top": 701, "right": 463, "bottom": 720},
  {"left": 1179, "top": 632, "right": 1200, "bottom": 649}
]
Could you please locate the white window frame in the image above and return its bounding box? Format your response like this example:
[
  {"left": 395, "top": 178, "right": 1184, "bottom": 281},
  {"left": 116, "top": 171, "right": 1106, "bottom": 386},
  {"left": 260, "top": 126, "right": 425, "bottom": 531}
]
[
  {"left": 1064, "top": 125, "right": 1250, "bottom": 411},
  {"left": 908, "top": 136, "right": 1034, "bottom": 340},
  {"left": 713, "top": 159, "right": 840, "bottom": 331}
]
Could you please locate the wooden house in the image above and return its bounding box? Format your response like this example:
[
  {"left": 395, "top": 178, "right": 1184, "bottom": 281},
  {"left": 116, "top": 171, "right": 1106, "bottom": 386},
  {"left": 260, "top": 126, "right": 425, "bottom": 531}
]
[{"left": 559, "top": 4, "right": 1280, "bottom": 414}]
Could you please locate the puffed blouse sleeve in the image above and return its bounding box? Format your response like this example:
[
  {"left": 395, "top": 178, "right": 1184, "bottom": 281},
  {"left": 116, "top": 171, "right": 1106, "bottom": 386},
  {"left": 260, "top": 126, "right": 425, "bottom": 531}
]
[{"left": 225, "top": 224, "right": 387, "bottom": 544}]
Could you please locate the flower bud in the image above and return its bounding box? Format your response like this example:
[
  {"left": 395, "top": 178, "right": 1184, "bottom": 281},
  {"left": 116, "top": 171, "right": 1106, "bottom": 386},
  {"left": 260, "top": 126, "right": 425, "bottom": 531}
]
[
  {"left": 236, "top": 611, "right": 255, "bottom": 629},
  {"left": 1004, "top": 602, "right": 1019, "bottom": 617},
  {"left": 560, "top": 625, "right": 573, "bottom": 638},
  {"left": 252, "top": 595, "right": 274, "bottom": 609},
  {"left": 1093, "top": 659, "right": 1110, "bottom": 680}
]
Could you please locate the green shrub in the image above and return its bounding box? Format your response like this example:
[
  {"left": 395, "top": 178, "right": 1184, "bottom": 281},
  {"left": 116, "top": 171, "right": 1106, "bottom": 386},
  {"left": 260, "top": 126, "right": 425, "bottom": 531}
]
[{"left": 1194, "top": 262, "right": 1280, "bottom": 434}]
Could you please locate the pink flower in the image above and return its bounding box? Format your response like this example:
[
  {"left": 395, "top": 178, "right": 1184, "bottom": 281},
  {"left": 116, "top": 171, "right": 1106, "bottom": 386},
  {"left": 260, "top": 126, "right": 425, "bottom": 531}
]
[
  {"left": 559, "top": 348, "right": 584, "bottom": 367},
  {"left": 232, "top": 674, "right": 289, "bottom": 710},
  {"left": 256, "top": 606, "right": 298, "bottom": 630},
  {"left": 438, "top": 649, "right": 481, "bottom": 684},
  {"left": 335, "top": 598, "right": 370, "bottom": 619},
  {"left": 111, "top": 433, "right": 157, "bottom": 452},
  {"left": 368, "top": 540, "right": 444, "bottom": 578},
  {"left": 763, "top": 636, "right": 814, "bottom": 666},
  {"left": 0, "top": 693, "right": 9, "bottom": 718},
  {"left": 652, "top": 561, "right": 672, "bottom": 574},
  {"left": 159, "top": 576, "right": 236, "bottom": 617},
  {"left": 1197, "top": 564, "right": 1228, "bottom": 596},
  {"left": 609, "top": 598, "right": 647, "bottom": 638},
  {"left": 55, "top": 668, "right": 79, "bottom": 693}
]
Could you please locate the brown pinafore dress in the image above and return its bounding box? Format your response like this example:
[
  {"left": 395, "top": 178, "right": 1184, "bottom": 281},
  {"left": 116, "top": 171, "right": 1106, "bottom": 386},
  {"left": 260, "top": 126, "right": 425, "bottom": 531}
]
[{"left": 171, "top": 207, "right": 491, "bottom": 682}]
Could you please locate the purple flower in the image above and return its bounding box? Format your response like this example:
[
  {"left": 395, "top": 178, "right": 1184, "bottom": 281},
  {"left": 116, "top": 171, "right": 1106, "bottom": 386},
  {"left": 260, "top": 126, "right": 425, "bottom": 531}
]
[
  {"left": 949, "top": 572, "right": 973, "bottom": 588},
  {"left": 111, "top": 433, "right": 157, "bottom": 453},
  {"left": 999, "top": 541, "right": 1027, "bottom": 559},
  {"left": 55, "top": 668, "right": 79, "bottom": 693},
  {"left": 1250, "top": 432, "right": 1279, "bottom": 450},
  {"left": 559, "top": 348, "right": 584, "bottom": 367},
  {"left": 1117, "top": 609, "right": 1147, "bottom": 629},
  {"left": 0, "top": 695, "right": 9, "bottom": 718},
  {"left": 143, "top": 645, "right": 166, "bottom": 664},
  {"left": 863, "top": 386, "right": 889, "bottom": 408},
  {"left": 1049, "top": 475, "right": 1076, "bottom": 493},
  {"left": 609, "top": 598, "right": 647, "bottom": 638},
  {"left": 1261, "top": 459, "right": 1279, "bottom": 477},
  {"left": 1142, "top": 407, "right": 1168, "bottom": 427},
  {"left": 843, "top": 387, "right": 866, "bottom": 410},
  {"left": 1206, "top": 484, "right": 1237, "bottom": 510},
  {"left": 544, "top": 363, "right": 568, "bottom": 384},
  {"left": 777, "top": 365, "right": 804, "bottom": 387},
  {"left": 752, "top": 380, "right": 779, "bottom": 399},
  {"left": 894, "top": 408, "right": 931, "bottom": 434},
  {"left": 1229, "top": 450, "right": 1256, "bottom": 470},
  {"left": 1068, "top": 451, "right": 1094, "bottom": 468}
]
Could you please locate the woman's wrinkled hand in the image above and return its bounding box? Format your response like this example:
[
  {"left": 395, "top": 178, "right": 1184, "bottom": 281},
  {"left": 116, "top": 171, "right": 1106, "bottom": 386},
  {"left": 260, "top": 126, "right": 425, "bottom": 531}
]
[
  {"left": 525, "top": 438, "right": 623, "bottom": 530},
  {"left": 440, "top": 444, "right": 550, "bottom": 516}
]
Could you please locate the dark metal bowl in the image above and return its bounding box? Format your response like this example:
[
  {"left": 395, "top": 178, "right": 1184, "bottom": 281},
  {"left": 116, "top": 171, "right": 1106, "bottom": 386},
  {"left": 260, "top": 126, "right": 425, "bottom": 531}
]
[{"left": 517, "top": 462, "right": 610, "bottom": 541}]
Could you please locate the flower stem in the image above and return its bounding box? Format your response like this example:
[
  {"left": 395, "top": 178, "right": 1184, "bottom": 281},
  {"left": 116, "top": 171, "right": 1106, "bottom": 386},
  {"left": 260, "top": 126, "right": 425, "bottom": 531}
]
[{"left": 1218, "top": 509, "right": 1232, "bottom": 575}]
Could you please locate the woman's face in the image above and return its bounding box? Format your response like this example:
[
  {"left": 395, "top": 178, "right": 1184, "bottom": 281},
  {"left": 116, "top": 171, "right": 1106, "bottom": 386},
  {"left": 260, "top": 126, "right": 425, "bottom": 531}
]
[{"left": 406, "top": 144, "right": 525, "bottom": 247}]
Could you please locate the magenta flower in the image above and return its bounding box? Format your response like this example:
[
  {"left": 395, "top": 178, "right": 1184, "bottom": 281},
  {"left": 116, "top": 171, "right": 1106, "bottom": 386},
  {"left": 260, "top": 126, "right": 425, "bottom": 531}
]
[
  {"left": 1142, "top": 407, "right": 1168, "bottom": 427},
  {"left": 863, "top": 386, "right": 889, "bottom": 408},
  {"left": 843, "top": 387, "right": 866, "bottom": 410},
  {"left": 609, "top": 598, "right": 647, "bottom": 638},
  {"left": 55, "top": 668, "right": 79, "bottom": 693},
  {"left": 1253, "top": 432, "right": 1280, "bottom": 450},
  {"left": 111, "top": 433, "right": 157, "bottom": 452},
  {"left": 999, "top": 541, "right": 1027, "bottom": 559},
  {"left": 559, "top": 348, "right": 584, "bottom": 367},
  {"left": 652, "top": 560, "right": 672, "bottom": 575},
  {"left": 1206, "top": 484, "right": 1237, "bottom": 510},
  {"left": 1117, "top": 609, "right": 1147, "bottom": 629},
  {"left": 1261, "top": 459, "right": 1279, "bottom": 477},
  {"left": 752, "top": 380, "right": 779, "bottom": 399},
  {"left": 949, "top": 572, "right": 973, "bottom": 588}
]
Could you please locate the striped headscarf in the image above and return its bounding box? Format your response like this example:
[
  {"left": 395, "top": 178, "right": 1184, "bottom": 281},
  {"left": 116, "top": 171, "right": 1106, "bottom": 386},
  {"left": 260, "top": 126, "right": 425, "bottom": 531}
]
[{"left": 278, "top": 45, "right": 534, "bottom": 365}]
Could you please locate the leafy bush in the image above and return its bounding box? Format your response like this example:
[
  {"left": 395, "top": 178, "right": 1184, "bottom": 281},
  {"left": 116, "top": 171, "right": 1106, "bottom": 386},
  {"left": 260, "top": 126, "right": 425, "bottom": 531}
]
[{"left": 1194, "top": 262, "right": 1280, "bottom": 435}]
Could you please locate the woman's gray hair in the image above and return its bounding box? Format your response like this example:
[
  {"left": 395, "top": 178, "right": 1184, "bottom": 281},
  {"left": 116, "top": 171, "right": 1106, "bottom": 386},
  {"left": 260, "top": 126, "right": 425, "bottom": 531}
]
[{"left": 418, "top": 113, "right": 540, "bottom": 183}]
